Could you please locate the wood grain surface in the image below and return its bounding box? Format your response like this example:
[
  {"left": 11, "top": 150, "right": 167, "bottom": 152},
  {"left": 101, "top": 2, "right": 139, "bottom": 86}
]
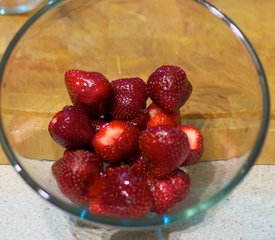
[{"left": 0, "top": 0, "right": 274, "bottom": 164}]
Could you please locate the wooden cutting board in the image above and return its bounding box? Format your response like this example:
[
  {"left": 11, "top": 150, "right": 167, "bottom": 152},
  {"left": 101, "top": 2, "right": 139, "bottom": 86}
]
[{"left": 0, "top": 0, "right": 274, "bottom": 164}]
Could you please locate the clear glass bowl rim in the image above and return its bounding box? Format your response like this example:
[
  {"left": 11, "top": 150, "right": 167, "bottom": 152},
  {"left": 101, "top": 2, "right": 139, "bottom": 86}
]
[{"left": 0, "top": 0, "right": 270, "bottom": 229}]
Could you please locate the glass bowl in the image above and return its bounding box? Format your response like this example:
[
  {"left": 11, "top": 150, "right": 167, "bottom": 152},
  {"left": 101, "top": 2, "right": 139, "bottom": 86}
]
[
  {"left": 0, "top": 0, "right": 270, "bottom": 230},
  {"left": 0, "top": 0, "right": 46, "bottom": 14}
]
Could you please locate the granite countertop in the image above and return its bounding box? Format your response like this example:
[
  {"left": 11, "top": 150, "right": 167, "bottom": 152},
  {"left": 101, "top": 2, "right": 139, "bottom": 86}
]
[{"left": 0, "top": 164, "right": 274, "bottom": 240}]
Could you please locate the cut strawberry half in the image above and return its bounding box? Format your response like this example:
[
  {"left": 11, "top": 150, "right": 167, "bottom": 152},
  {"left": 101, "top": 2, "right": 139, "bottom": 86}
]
[
  {"left": 147, "top": 103, "right": 181, "bottom": 127},
  {"left": 65, "top": 70, "right": 112, "bottom": 117},
  {"left": 92, "top": 120, "right": 139, "bottom": 163},
  {"left": 139, "top": 125, "right": 190, "bottom": 178},
  {"left": 52, "top": 149, "right": 103, "bottom": 204},
  {"left": 48, "top": 105, "right": 95, "bottom": 149},
  {"left": 89, "top": 165, "right": 152, "bottom": 218},
  {"left": 178, "top": 125, "right": 203, "bottom": 165}
]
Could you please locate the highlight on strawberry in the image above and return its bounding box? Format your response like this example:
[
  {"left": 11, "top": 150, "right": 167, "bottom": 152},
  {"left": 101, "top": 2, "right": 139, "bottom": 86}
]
[{"left": 48, "top": 65, "right": 203, "bottom": 218}]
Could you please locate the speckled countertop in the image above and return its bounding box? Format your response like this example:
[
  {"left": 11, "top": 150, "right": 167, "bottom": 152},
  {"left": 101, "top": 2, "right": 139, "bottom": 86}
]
[{"left": 0, "top": 164, "right": 274, "bottom": 240}]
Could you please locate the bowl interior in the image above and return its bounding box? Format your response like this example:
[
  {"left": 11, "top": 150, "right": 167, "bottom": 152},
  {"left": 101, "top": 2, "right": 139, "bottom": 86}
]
[{"left": 0, "top": 0, "right": 269, "bottom": 228}]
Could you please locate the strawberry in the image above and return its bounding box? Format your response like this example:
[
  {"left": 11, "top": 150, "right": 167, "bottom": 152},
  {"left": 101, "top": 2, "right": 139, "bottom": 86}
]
[
  {"left": 110, "top": 77, "right": 148, "bottom": 120},
  {"left": 146, "top": 65, "right": 192, "bottom": 113},
  {"left": 123, "top": 151, "right": 142, "bottom": 164},
  {"left": 48, "top": 105, "right": 95, "bottom": 149},
  {"left": 90, "top": 118, "right": 108, "bottom": 132},
  {"left": 148, "top": 168, "right": 190, "bottom": 214},
  {"left": 64, "top": 70, "right": 112, "bottom": 117},
  {"left": 147, "top": 177, "right": 175, "bottom": 214},
  {"left": 130, "top": 156, "right": 149, "bottom": 177},
  {"left": 127, "top": 109, "right": 149, "bottom": 130},
  {"left": 86, "top": 171, "right": 107, "bottom": 201},
  {"left": 52, "top": 149, "right": 103, "bottom": 204},
  {"left": 89, "top": 165, "right": 152, "bottom": 218},
  {"left": 147, "top": 103, "right": 181, "bottom": 127},
  {"left": 139, "top": 125, "right": 190, "bottom": 178},
  {"left": 168, "top": 168, "right": 190, "bottom": 202},
  {"left": 92, "top": 120, "right": 139, "bottom": 163},
  {"left": 178, "top": 125, "right": 203, "bottom": 165}
]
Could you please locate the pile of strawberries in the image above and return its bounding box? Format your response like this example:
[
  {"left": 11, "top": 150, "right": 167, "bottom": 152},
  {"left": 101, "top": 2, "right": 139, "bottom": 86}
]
[{"left": 48, "top": 65, "right": 203, "bottom": 218}]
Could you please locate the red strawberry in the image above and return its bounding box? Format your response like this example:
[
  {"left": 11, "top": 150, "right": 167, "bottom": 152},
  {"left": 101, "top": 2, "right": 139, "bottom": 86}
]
[
  {"left": 178, "top": 125, "right": 203, "bottom": 165},
  {"left": 86, "top": 172, "right": 107, "bottom": 201},
  {"left": 147, "top": 177, "right": 175, "bottom": 214},
  {"left": 130, "top": 156, "right": 149, "bottom": 177},
  {"left": 147, "top": 103, "right": 181, "bottom": 127},
  {"left": 48, "top": 105, "right": 95, "bottom": 149},
  {"left": 123, "top": 151, "right": 142, "bottom": 164},
  {"left": 92, "top": 120, "right": 139, "bottom": 163},
  {"left": 64, "top": 70, "right": 112, "bottom": 117},
  {"left": 127, "top": 109, "right": 149, "bottom": 130},
  {"left": 110, "top": 77, "right": 148, "bottom": 120},
  {"left": 168, "top": 168, "right": 190, "bottom": 202},
  {"left": 139, "top": 126, "right": 190, "bottom": 178},
  {"left": 90, "top": 118, "right": 108, "bottom": 132},
  {"left": 146, "top": 65, "right": 192, "bottom": 113},
  {"left": 52, "top": 149, "right": 103, "bottom": 204},
  {"left": 89, "top": 165, "right": 152, "bottom": 218},
  {"left": 148, "top": 168, "right": 190, "bottom": 214}
]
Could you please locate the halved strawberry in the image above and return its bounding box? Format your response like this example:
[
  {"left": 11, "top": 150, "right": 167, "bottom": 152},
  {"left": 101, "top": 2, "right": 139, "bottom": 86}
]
[
  {"left": 148, "top": 168, "right": 190, "bottom": 214},
  {"left": 147, "top": 103, "right": 181, "bottom": 127},
  {"left": 65, "top": 70, "right": 112, "bottom": 117},
  {"left": 110, "top": 77, "right": 148, "bottom": 120},
  {"left": 92, "top": 120, "right": 139, "bottom": 163},
  {"left": 178, "top": 125, "right": 203, "bottom": 165},
  {"left": 89, "top": 165, "right": 152, "bottom": 218},
  {"left": 146, "top": 65, "right": 192, "bottom": 113},
  {"left": 48, "top": 105, "right": 95, "bottom": 149},
  {"left": 52, "top": 149, "right": 103, "bottom": 204},
  {"left": 139, "top": 125, "right": 190, "bottom": 178}
]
